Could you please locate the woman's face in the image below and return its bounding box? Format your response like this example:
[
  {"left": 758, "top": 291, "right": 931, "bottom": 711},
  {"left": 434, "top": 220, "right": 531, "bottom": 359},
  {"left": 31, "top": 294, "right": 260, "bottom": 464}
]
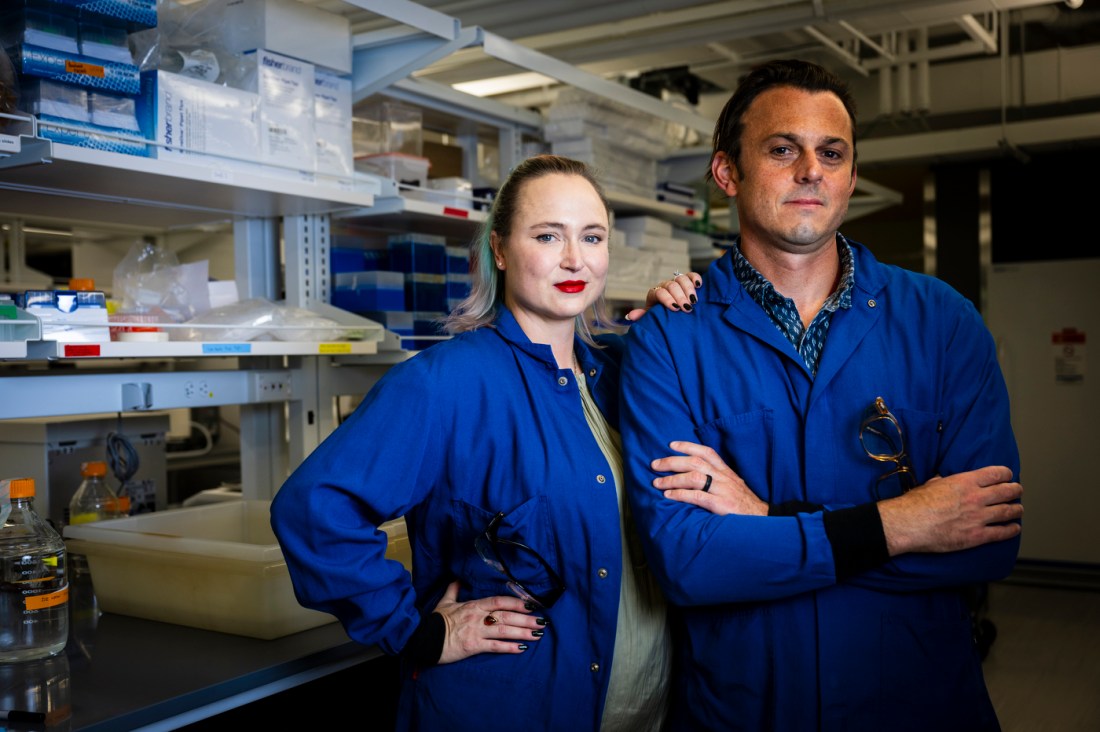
[{"left": 492, "top": 173, "right": 609, "bottom": 337}]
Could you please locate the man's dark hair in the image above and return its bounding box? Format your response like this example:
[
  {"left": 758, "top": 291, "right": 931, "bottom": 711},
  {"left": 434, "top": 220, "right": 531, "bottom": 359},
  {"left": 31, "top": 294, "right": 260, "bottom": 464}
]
[{"left": 709, "top": 58, "right": 858, "bottom": 180}]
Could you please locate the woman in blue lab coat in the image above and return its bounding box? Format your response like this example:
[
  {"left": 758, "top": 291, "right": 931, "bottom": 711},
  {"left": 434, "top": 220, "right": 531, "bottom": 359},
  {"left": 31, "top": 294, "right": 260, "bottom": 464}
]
[{"left": 271, "top": 154, "right": 700, "bottom": 731}]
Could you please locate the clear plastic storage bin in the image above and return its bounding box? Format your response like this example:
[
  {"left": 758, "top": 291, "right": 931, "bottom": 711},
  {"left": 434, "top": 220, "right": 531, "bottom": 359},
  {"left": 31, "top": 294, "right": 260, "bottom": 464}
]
[{"left": 63, "top": 500, "right": 410, "bottom": 639}]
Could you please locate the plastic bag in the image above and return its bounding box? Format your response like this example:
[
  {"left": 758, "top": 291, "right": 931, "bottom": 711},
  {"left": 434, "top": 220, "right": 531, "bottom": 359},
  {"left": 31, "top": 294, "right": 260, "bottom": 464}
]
[
  {"left": 130, "top": 0, "right": 247, "bottom": 86},
  {"left": 112, "top": 240, "right": 210, "bottom": 323},
  {"left": 174, "top": 298, "right": 345, "bottom": 342},
  {"left": 269, "top": 304, "right": 346, "bottom": 342}
]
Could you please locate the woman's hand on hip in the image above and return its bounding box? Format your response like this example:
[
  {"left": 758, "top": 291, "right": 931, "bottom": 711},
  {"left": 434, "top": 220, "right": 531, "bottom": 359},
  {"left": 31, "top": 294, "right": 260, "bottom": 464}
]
[{"left": 432, "top": 580, "right": 549, "bottom": 664}]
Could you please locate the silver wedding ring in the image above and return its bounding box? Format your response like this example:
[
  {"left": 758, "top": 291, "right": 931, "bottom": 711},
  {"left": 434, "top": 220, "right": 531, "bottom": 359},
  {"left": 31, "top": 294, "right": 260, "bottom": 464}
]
[{"left": 672, "top": 271, "right": 683, "bottom": 277}]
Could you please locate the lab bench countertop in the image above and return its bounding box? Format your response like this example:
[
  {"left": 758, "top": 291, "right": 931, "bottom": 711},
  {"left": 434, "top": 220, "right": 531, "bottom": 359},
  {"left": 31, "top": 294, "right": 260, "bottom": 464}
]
[{"left": 0, "top": 602, "right": 382, "bottom": 731}]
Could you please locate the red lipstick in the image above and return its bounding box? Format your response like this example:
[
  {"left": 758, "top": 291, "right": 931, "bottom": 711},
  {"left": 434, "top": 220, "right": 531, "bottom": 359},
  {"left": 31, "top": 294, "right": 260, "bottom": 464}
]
[{"left": 555, "top": 281, "right": 586, "bottom": 293}]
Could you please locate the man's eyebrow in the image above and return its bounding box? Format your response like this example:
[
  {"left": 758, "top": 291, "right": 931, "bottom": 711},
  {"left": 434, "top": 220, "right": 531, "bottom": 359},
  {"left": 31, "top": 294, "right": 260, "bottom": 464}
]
[{"left": 768, "top": 132, "right": 850, "bottom": 148}]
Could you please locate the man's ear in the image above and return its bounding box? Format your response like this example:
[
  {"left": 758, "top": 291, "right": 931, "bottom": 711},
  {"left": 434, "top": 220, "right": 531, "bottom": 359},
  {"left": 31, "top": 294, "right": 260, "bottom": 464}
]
[{"left": 711, "top": 152, "right": 738, "bottom": 196}]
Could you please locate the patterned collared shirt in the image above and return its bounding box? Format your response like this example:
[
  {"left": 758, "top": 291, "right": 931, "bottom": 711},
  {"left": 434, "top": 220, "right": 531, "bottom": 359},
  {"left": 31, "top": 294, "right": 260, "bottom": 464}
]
[{"left": 732, "top": 234, "right": 855, "bottom": 376}]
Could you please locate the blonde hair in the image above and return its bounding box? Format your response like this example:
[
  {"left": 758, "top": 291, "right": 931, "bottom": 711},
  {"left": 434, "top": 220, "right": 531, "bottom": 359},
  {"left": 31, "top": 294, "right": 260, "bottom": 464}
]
[{"left": 443, "top": 155, "right": 622, "bottom": 345}]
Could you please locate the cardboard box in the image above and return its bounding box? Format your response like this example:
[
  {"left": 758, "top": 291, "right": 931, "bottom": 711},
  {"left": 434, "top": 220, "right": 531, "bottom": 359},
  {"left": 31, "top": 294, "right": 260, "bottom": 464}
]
[
  {"left": 20, "top": 78, "right": 90, "bottom": 123},
  {"left": 314, "top": 69, "right": 352, "bottom": 177},
  {"left": 20, "top": 289, "right": 111, "bottom": 341},
  {"left": 218, "top": 0, "right": 351, "bottom": 74},
  {"left": 139, "top": 69, "right": 260, "bottom": 163},
  {"left": 238, "top": 49, "right": 315, "bottom": 173},
  {"left": 9, "top": 43, "right": 140, "bottom": 94},
  {"left": 37, "top": 114, "right": 148, "bottom": 156},
  {"left": 63, "top": 500, "right": 412, "bottom": 639},
  {"left": 68, "top": 0, "right": 157, "bottom": 31}
]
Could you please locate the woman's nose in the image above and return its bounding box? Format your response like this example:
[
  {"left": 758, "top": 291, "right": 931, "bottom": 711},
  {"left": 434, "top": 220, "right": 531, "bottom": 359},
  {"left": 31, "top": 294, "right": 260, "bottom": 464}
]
[{"left": 561, "top": 241, "right": 582, "bottom": 269}]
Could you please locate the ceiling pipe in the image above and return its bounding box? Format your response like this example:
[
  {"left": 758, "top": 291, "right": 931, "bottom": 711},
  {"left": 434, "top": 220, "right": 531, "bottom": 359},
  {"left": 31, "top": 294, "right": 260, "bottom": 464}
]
[
  {"left": 915, "top": 27, "right": 931, "bottom": 113},
  {"left": 879, "top": 64, "right": 894, "bottom": 117},
  {"left": 897, "top": 31, "right": 912, "bottom": 115}
]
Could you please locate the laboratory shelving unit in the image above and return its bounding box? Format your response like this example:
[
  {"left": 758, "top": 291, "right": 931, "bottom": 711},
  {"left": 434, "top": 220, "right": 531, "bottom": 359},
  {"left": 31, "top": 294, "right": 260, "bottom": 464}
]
[{"left": 0, "top": 0, "right": 719, "bottom": 514}]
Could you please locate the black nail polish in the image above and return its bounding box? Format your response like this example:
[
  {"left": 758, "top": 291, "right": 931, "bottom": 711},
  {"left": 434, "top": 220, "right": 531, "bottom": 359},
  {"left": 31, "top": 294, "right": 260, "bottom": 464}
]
[
  {"left": 524, "top": 601, "right": 538, "bottom": 611},
  {"left": 690, "top": 294, "right": 697, "bottom": 304},
  {"left": 517, "top": 644, "right": 529, "bottom": 651},
  {"left": 683, "top": 303, "right": 693, "bottom": 312},
  {"left": 531, "top": 629, "right": 544, "bottom": 637},
  {"left": 671, "top": 303, "right": 681, "bottom": 311},
  {"left": 695, "top": 280, "right": 702, "bottom": 288},
  {"left": 536, "top": 617, "right": 549, "bottom": 626}
]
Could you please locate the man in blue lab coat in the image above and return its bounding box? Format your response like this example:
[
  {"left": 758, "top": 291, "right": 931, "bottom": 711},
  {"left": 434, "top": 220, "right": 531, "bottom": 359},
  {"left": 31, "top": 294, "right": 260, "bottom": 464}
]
[{"left": 620, "top": 59, "right": 1023, "bottom": 731}]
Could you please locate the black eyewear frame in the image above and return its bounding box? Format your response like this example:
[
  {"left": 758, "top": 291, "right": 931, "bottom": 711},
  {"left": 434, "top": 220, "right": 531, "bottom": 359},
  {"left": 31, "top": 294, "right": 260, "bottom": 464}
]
[{"left": 475, "top": 511, "right": 565, "bottom": 610}]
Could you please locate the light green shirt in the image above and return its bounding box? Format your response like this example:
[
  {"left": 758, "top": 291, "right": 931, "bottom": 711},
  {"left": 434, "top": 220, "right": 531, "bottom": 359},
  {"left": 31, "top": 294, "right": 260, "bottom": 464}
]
[{"left": 577, "top": 369, "right": 671, "bottom": 732}]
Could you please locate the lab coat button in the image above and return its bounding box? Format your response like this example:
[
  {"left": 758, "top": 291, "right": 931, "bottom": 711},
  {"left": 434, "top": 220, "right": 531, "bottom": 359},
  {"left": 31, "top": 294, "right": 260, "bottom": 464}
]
[
  {"left": 596, "top": 474, "right": 606, "bottom": 484},
  {"left": 597, "top": 568, "right": 609, "bottom": 579},
  {"left": 867, "top": 299, "right": 877, "bottom": 308},
  {"left": 558, "top": 376, "right": 568, "bottom": 386},
  {"left": 590, "top": 663, "right": 600, "bottom": 673},
  {"left": 588, "top": 368, "right": 596, "bottom": 377}
]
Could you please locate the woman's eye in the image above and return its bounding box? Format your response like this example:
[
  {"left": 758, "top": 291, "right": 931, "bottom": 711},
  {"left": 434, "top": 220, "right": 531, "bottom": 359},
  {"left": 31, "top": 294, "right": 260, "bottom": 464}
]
[
  {"left": 584, "top": 235, "right": 604, "bottom": 244},
  {"left": 535, "top": 233, "right": 556, "bottom": 243}
]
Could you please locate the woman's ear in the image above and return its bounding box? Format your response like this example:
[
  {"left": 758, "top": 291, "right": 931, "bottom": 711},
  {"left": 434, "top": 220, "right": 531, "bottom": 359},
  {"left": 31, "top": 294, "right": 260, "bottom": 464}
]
[
  {"left": 711, "top": 152, "right": 739, "bottom": 197},
  {"left": 490, "top": 232, "right": 505, "bottom": 270}
]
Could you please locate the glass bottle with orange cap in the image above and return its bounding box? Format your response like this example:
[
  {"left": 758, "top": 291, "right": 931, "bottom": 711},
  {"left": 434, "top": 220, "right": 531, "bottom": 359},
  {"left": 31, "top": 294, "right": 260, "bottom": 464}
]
[
  {"left": 68, "top": 461, "right": 125, "bottom": 526},
  {"left": 0, "top": 477, "right": 69, "bottom": 661}
]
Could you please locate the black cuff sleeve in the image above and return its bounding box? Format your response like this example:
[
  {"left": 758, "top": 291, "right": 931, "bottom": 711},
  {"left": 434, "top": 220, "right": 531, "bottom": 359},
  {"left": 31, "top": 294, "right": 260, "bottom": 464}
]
[
  {"left": 402, "top": 611, "right": 445, "bottom": 667},
  {"left": 822, "top": 503, "right": 890, "bottom": 580},
  {"left": 768, "top": 500, "right": 824, "bottom": 516}
]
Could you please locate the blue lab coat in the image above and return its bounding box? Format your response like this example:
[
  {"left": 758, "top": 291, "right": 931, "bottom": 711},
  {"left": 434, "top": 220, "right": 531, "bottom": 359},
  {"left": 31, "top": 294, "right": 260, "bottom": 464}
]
[
  {"left": 619, "top": 239, "right": 1020, "bottom": 732},
  {"left": 272, "top": 308, "right": 626, "bottom": 731}
]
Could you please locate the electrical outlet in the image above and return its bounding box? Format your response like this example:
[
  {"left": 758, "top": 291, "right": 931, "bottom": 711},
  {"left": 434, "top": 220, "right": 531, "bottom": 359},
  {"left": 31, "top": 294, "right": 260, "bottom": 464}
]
[
  {"left": 250, "top": 373, "right": 291, "bottom": 401},
  {"left": 183, "top": 380, "right": 212, "bottom": 400}
]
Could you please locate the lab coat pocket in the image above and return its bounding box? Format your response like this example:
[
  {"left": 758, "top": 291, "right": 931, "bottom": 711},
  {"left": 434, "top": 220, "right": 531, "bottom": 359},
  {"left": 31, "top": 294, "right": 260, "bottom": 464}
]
[
  {"left": 886, "top": 405, "right": 942, "bottom": 490},
  {"left": 695, "top": 408, "right": 775, "bottom": 501},
  {"left": 452, "top": 496, "right": 562, "bottom": 603}
]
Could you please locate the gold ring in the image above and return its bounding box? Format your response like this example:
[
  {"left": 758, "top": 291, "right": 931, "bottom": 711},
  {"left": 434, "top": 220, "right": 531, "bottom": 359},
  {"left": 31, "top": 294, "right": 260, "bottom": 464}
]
[{"left": 484, "top": 613, "right": 498, "bottom": 626}]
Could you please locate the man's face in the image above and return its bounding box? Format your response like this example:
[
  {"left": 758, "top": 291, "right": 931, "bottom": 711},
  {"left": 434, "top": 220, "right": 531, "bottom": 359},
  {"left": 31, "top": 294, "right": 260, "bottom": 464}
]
[{"left": 714, "top": 86, "right": 857, "bottom": 256}]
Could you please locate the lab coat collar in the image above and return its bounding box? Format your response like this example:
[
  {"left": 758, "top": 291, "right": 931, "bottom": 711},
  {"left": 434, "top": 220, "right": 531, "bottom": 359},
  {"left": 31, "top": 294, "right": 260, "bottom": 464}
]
[
  {"left": 491, "top": 306, "right": 598, "bottom": 377},
  {"left": 707, "top": 235, "right": 888, "bottom": 394}
]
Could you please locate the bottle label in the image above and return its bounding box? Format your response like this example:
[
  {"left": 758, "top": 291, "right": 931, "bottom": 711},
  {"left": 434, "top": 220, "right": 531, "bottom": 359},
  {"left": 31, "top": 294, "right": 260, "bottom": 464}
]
[{"left": 25, "top": 585, "right": 68, "bottom": 611}]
